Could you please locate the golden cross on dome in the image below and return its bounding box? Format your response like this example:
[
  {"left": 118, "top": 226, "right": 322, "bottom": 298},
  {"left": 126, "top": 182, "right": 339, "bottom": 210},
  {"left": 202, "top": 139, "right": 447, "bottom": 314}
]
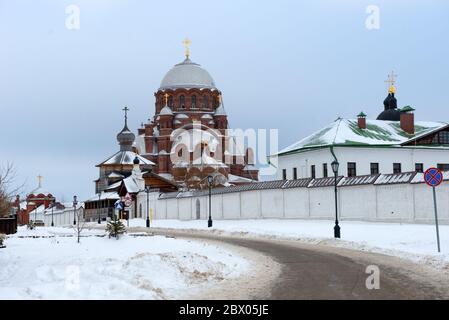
[
  {"left": 183, "top": 37, "right": 192, "bottom": 58},
  {"left": 384, "top": 71, "right": 398, "bottom": 93},
  {"left": 37, "top": 174, "right": 43, "bottom": 188}
]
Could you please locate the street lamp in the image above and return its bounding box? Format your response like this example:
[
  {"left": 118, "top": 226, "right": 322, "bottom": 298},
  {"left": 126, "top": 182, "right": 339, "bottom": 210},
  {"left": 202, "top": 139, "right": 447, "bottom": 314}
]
[
  {"left": 97, "top": 193, "right": 101, "bottom": 224},
  {"left": 73, "top": 195, "right": 78, "bottom": 225},
  {"left": 51, "top": 200, "right": 55, "bottom": 227},
  {"left": 145, "top": 186, "right": 150, "bottom": 228},
  {"left": 331, "top": 160, "right": 340, "bottom": 238},
  {"left": 207, "top": 175, "right": 213, "bottom": 228}
]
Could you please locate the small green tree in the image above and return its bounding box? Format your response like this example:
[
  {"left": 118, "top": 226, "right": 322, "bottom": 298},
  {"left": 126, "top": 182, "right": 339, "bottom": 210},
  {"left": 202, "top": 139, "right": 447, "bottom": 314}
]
[{"left": 106, "top": 212, "right": 126, "bottom": 239}]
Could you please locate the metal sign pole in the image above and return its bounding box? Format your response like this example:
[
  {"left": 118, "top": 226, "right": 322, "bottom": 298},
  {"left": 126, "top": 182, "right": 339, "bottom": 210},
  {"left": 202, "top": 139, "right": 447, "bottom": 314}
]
[{"left": 432, "top": 186, "right": 441, "bottom": 253}]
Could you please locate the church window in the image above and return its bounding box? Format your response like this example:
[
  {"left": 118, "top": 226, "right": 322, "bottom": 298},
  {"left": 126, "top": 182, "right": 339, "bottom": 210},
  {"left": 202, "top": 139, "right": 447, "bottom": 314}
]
[
  {"left": 370, "top": 163, "right": 379, "bottom": 175},
  {"left": 180, "top": 95, "right": 185, "bottom": 109},
  {"left": 191, "top": 95, "right": 197, "bottom": 109},
  {"left": 347, "top": 162, "right": 357, "bottom": 177},
  {"left": 202, "top": 96, "right": 209, "bottom": 109},
  {"left": 311, "top": 165, "right": 316, "bottom": 179},
  {"left": 282, "top": 169, "right": 287, "bottom": 180},
  {"left": 415, "top": 163, "right": 424, "bottom": 173},
  {"left": 437, "top": 163, "right": 449, "bottom": 172},
  {"left": 293, "top": 168, "right": 297, "bottom": 180},
  {"left": 393, "top": 163, "right": 402, "bottom": 174},
  {"left": 168, "top": 96, "right": 173, "bottom": 107},
  {"left": 322, "top": 163, "right": 328, "bottom": 178}
]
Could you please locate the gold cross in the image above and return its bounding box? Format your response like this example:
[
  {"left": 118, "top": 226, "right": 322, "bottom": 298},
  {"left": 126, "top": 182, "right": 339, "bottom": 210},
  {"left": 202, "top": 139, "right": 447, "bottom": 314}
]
[
  {"left": 183, "top": 37, "right": 192, "bottom": 58},
  {"left": 385, "top": 71, "right": 398, "bottom": 93},
  {"left": 37, "top": 174, "right": 43, "bottom": 188}
]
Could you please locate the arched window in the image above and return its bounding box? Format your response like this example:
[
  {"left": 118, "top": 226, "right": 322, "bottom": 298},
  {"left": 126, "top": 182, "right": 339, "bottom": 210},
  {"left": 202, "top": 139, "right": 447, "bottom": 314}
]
[
  {"left": 202, "top": 96, "right": 209, "bottom": 109},
  {"left": 180, "top": 95, "right": 185, "bottom": 109},
  {"left": 191, "top": 95, "right": 197, "bottom": 109},
  {"left": 168, "top": 96, "right": 173, "bottom": 107}
]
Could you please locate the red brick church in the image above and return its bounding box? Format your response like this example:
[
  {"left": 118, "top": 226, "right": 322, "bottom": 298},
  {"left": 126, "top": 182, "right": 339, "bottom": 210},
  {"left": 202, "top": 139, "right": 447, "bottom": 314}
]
[{"left": 133, "top": 40, "right": 259, "bottom": 189}]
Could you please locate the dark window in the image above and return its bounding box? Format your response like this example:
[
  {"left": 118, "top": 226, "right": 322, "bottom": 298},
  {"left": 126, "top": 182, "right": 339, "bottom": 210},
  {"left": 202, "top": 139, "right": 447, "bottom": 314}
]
[
  {"left": 168, "top": 96, "right": 173, "bottom": 107},
  {"left": 432, "top": 131, "right": 449, "bottom": 145},
  {"left": 323, "top": 163, "right": 328, "bottom": 178},
  {"left": 282, "top": 169, "right": 287, "bottom": 180},
  {"left": 415, "top": 163, "right": 424, "bottom": 173},
  {"left": 393, "top": 163, "right": 402, "bottom": 174},
  {"left": 347, "top": 162, "right": 357, "bottom": 177},
  {"left": 191, "top": 95, "right": 197, "bottom": 109},
  {"left": 293, "top": 168, "right": 297, "bottom": 180},
  {"left": 370, "top": 163, "right": 379, "bottom": 175},
  {"left": 202, "top": 96, "right": 209, "bottom": 109},
  {"left": 437, "top": 163, "right": 449, "bottom": 172},
  {"left": 179, "top": 95, "right": 185, "bottom": 109},
  {"left": 311, "top": 165, "right": 316, "bottom": 179}
]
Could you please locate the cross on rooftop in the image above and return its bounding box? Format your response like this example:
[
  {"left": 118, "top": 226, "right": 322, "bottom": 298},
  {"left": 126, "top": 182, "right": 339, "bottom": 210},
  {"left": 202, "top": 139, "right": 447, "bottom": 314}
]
[
  {"left": 183, "top": 38, "right": 191, "bottom": 58},
  {"left": 122, "top": 106, "right": 129, "bottom": 124},
  {"left": 385, "top": 71, "right": 398, "bottom": 93},
  {"left": 37, "top": 174, "right": 43, "bottom": 188}
]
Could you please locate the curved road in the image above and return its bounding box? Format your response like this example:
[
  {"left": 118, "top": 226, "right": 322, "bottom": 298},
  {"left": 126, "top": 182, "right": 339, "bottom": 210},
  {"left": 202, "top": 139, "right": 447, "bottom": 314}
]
[{"left": 131, "top": 228, "right": 448, "bottom": 300}]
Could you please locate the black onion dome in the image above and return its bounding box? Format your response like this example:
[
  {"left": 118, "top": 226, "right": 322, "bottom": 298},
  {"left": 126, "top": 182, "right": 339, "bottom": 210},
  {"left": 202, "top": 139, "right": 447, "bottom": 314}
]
[
  {"left": 133, "top": 156, "right": 140, "bottom": 165},
  {"left": 377, "top": 93, "right": 400, "bottom": 121}
]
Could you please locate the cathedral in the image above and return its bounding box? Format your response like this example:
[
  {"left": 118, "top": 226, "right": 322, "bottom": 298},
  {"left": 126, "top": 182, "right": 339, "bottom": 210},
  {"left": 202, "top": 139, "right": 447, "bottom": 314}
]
[{"left": 133, "top": 40, "right": 259, "bottom": 189}]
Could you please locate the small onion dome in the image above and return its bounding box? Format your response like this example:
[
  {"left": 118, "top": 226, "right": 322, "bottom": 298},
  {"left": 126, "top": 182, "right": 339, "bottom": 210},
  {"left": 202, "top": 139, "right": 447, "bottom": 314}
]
[
  {"left": 160, "top": 105, "right": 173, "bottom": 116},
  {"left": 133, "top": 156, "right": 140, "bottom": 165},
  {"left": 117, "top": 124, "right": 135, "bottom": 152}
]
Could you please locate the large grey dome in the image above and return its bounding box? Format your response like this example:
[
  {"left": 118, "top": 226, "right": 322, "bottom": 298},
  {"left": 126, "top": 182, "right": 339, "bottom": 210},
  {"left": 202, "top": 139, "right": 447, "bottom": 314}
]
[{"left": 160, "top": 58, "right": 216, "bottom": 90}]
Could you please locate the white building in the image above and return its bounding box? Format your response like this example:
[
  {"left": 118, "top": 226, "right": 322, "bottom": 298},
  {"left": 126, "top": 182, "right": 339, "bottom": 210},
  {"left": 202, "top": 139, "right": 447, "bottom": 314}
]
[{"left": 271, "top": 85, "right": 449, "bottom": 180}]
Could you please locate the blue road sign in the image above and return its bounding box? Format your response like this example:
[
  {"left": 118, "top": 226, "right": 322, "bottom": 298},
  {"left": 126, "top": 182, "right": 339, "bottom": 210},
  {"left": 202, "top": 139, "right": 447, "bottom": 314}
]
[
  {"left": 424, "top": 168, "right": 443, "bottom": 187},
  {"left": 114, "top": 200, "right": 123, "bottom": 210}
]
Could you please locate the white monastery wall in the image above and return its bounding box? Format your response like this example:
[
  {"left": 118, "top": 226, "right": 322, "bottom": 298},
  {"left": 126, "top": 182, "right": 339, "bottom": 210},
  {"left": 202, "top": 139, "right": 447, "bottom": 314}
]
[{"left": 153, "top": 174, "right": 449, "bottom": 225}]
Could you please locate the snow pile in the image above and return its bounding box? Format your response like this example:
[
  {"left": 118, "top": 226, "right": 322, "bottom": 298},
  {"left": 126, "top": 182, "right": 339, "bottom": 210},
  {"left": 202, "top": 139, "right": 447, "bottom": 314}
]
[
  {"left": 0, "top": 227, "right": 249, "bottom": 300},
  {"left": 128, "top": 219, "right": 449, "bottom": 270}
]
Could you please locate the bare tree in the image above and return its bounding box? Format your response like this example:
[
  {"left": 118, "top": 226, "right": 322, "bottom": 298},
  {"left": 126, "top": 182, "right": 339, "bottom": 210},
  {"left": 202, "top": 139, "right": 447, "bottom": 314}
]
[
  {"left": 72, "top": 207, "right": 86, "bottom": 244},
  {"left": 0, "top": 163, "right": 23, "bottom": 217}
]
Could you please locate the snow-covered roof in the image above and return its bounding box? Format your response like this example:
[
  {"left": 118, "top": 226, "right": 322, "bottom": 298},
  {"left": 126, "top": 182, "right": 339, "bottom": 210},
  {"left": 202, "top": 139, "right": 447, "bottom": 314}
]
[
  {"left": 191, "top": 152, "right": 227, "bottom": 167},
  {"left": 160, "top": 105, "right": 174, "bottom": 116},
  {"left": 108, "top": 172, "right": 125, "bottom": 179},
  {"left": 228, "top": 174, "right": 254, "bottom": 183},
  {"left": 99, "top": 151, "right": 155, "bottom": 166},
  {"left": 277, "top": 118, "right": 448, "bottom": 156},
  {"left": 85, "top": 192, "right": 120, "bottom": 203},
  {"left": 159, "top": 58, "right": 216, "bottom": 90}
]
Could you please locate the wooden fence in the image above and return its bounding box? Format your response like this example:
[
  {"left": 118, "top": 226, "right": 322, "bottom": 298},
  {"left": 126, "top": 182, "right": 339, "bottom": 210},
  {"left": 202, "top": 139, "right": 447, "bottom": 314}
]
[{"left": 0, "top": 216, "right": 18, "bottom": 235}]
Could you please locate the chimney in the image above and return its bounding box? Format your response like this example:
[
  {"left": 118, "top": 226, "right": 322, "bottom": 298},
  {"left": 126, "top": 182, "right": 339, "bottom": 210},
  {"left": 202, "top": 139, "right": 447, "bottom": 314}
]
[
  {"left": 400, "top": 106, "right": 415, "bottom": 135},
  {"left": 357, "top": 112, "right": 367, "bottom": 129}
]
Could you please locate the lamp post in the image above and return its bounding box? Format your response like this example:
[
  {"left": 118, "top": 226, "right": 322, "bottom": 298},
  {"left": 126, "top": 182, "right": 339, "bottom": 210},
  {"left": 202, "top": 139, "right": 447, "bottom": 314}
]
[
  {"left": 331, "top": 160, "right": 341, "bottom": 238},
  {"left": 97, "top": 193, "right": 101, "bottom": 224},
  {"left": 207, "top": 175, "right": 213, "bottom": 228},
  {"left": 73, "top": 195, "right": 78, "bottom": 225},
  {"left": 145, "top": 186, "right": 150, "bottom": 228},
  {"left": 51, "top": 200, "right": 55, "bottom": 227}
]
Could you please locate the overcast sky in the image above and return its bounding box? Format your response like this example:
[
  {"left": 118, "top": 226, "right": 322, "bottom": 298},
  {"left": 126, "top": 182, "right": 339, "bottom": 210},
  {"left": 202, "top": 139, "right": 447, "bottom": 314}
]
[{"left": 1, "top": 0, "right": 449, "bottom": 201}]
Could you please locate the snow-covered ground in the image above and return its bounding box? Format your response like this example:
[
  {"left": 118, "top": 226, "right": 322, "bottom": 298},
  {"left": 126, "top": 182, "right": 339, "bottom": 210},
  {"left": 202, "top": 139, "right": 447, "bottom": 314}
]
[
  {"left": 128, "top": 219, "right": 449, "bottom": 270},
  {"left": 0, "top": 226, "right": 249, "bottom": 300}
]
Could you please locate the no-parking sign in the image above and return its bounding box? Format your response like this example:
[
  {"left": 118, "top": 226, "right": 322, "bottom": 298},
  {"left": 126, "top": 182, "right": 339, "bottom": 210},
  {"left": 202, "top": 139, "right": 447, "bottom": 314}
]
[
  {"left": 424, "top": 167, "right": 443, "bottom": 253},
  {"left": 424, "top": 167, "right": 443, "bottom": 187}
]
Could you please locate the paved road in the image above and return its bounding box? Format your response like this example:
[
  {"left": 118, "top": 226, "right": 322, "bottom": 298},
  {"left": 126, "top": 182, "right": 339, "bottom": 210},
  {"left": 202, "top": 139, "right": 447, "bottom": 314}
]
[{"left": 143, "top": 228, "right": 447, "bottom": 300}]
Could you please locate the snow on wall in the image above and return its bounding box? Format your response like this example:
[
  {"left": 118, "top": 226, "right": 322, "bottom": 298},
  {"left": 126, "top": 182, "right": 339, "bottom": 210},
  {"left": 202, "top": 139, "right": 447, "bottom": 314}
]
[{"left": 154, "top": 178, "right": 449, "bottom": 224}]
